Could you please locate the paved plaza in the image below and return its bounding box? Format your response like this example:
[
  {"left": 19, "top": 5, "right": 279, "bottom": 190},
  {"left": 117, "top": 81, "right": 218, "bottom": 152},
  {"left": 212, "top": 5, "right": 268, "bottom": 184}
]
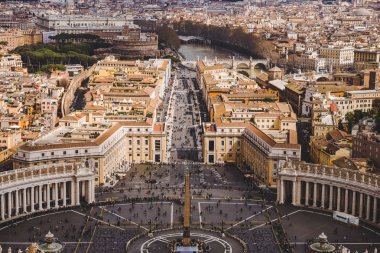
[{"left": 1, "top": 196, "right": 379, "bottom": 252}]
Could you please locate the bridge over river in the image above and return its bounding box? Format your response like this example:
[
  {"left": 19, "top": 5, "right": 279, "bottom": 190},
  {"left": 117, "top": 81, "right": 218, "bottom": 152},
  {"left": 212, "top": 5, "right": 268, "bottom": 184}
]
[{"left": 181, "top": 56, "right": 268, "bottom": 78}]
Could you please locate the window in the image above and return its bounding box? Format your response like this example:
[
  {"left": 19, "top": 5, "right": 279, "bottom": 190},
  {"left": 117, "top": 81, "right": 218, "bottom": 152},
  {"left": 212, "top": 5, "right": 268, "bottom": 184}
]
[
  {"left": 137, "top": 140, "right": 140, "bottom": 145},
  {"left": 63, "top": 151, "right": 66, "bottom": 155},
  {"left": 155, "top": 154, "right": 161, "bottom": 162},
  {"left": 42, "top": 153, "right": 45, "bottom": 157},
  {"left": 145, "top": 140, "right": 149, "bottom": 145},
  {"left": 75, "top": 150, "right": 79, "bottom": 154},
  {"left": 208, "top": 140, "right": 215, "bottom": 152},
  {"left": 155, "top": 140, "right": 161, "bottom": 151},
  {"left": 51, "top": 152, "right": 54, "bottom": 156},
  {"left": 85, "top": 150, "right": 88, "bottom": 153},
  {"left": 208, "top": 154, "right": 214, "bottom": 163}
]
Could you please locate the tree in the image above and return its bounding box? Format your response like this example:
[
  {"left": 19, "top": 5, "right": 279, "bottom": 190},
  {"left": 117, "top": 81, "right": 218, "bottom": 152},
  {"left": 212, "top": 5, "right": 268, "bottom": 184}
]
[
  {"left": 337, "top": 119, "right": 344, "bottom": 131},
  {"left": 345, "top": 110, "right": 371, "bottom": 132},
  {"left": 156, "top": 26, "right": 181, "bottom": 51},
  {"left": 170, "top": 20, "right": 269, "bottom": 59},
  {"left": 40, "top": 64, "right": 66, "bottom": 74}
]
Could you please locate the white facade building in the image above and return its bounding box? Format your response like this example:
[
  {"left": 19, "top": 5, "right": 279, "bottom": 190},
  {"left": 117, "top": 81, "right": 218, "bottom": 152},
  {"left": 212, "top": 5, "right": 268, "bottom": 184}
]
[
  {"left": 319, "top": 46, "right": 355, "bottom": 70},
  {"left": 36, "top": 15, "right": 134, "bottom": 34}
]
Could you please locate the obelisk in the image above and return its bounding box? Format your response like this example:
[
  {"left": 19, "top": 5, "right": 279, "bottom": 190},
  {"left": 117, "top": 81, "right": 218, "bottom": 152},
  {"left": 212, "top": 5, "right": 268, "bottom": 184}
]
[{"left": 182, "top": 173, "right": 191, "bottom": 246}]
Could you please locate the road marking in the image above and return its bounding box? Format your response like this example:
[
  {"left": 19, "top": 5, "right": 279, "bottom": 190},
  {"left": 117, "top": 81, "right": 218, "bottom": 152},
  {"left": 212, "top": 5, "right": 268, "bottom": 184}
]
[
  {"left": 71, "top": 210, "right": 125, "bottom": 231},
  {"left": 226, "top": 206, "right": 273, "bottom": 231},
  {"left": 171, "top": 202, "right": 174, "bottom": 229},
  {"left": 100, "top": 207, "right": 148, "bottom": 231},
  {"left": 249, "top": 208, "right": 380, "bottom": 238},
  {"left": 198, "top": 202, "right": 203, "bottom": 228}
]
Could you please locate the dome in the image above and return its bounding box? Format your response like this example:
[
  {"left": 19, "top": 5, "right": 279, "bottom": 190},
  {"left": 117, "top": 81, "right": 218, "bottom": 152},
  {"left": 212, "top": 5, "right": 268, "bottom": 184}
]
[
  {"left": 268, "top": 66, "right": 282, "bottom": 72},
  {"left": 353, "top": 8, "right": 372, "bottom": 16}
]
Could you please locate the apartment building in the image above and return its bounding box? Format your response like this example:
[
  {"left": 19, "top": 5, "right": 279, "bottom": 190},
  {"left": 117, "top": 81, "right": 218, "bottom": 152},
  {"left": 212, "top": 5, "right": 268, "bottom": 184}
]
[
  {"left": 13, "top": 117, "right": 167, "bottom": 186},
  {"left": 203, "top": 121, "right": 300, "bottom": 187},
  {"left": 198, "top": 60, "right": 300, "bottom": 187},
  {"left": 0, "top": 54, "right": 23, "bottom": 69},
  {"left": 319, "top": 46, "right": 355, "bottom": 70},
  {"left": 353, "top": 131, "right": 380, "bottom": 168},
  {"left": 354, "top": 48, "right": 380, "bottom": 71}
]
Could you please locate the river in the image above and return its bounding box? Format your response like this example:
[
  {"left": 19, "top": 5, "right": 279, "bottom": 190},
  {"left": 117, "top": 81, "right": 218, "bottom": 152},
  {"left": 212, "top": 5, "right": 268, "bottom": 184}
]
[{"left": 178, "top": 43, "right": 247, "bottom": 61}]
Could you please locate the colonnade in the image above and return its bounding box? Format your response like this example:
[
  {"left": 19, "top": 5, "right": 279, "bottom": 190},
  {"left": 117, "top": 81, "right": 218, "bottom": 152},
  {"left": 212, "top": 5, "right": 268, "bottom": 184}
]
[
  {"left": 0, "top": 163, "right": 95, "bottom": 222},
  {"left": 278, "top": 179, "right": 379, "bottom": 224},
  {"left": 277, "top": 160, "right": 380, "bottom": 225}
]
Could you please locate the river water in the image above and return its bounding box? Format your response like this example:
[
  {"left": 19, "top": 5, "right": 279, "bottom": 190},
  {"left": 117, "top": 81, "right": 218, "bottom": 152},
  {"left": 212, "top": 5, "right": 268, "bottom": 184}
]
[{"left": 178, "top": 43, "right": 247, "bottom": 61}]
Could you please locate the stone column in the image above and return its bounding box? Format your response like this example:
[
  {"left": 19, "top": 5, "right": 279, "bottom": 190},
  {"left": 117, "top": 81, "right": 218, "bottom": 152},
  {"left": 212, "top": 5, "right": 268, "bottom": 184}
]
[
  {"left": 62, "top": 182, "right": 67, "bottom": 206},
  {"left": 1, "top": 194, "right": 5, "bottom": 220},
  {"left": 81, "top": 181, "right": 85, "bottom": 198},
  {"left": 366, "top": 195, "right": 371, "bottom": 220},
  {"left": 329, "top": 185, "right": 333, "bottom": 210},
  {"left": 26, "top": 187, "right": 29, "bottom": 206},
  {"left": 280, "top": 179, "right": 285, "bottom": 204},
  {"left": 76, "top": 181, "right": 80, "bottom": 205},
  {"left": 71, "top": 181, "right": 75, "bottom": 206},
  {"left": 277, "top": 179, "right": 281, "bottom": 203},
  {"left": 352, "top": 191, "right": 356, "bottom": 216},
  {"left": 296, "top": 181, "right": 302, "bottom": 205},
  {"left": 87, "top": 180, "right": 92, "bottom": 203},
  {"left": 305, "top": 182, "right": 310, "bottom": 206},
  {"left": 292, "top": 181, "right": 297, "bottom": 205},
  {"left": 337, "top": 187, "right": 341, "bottom": 212},
  {"left": 15, "top": 189, "right": 19, "bottom": 215},
  {"left": 344, "top": 189, "right": 349, "bottom": 213},
  {"left": 46, "top": 184, "right": 50, "bottom": 209},
  {"left": 321, "top": 184, "right": 326, "bottom": 209},
  {"left": 8, "top": 191, "right": 12, "bottom": 218},
  {"left": 38, "top": 185, "right": 42, "bottom": 210},
  {"left": 31, "top": 186, "right": 35, "bottom": 212},
  {"left": 22, "top": 188, "right": 27, "bottom": 213},
  {"left": 54, "top": 183, "right": 59, "bottom": 208},
  {"left": 90, "top": 180, "right": 94, "bottom": 203},
  {"left": 313, "top": 183, "right": 318, "bottom": 207},
  {"left": 359, "top": 193, "right": 364, "bottom": 218},
  {"left": 373, "top": 197, "right": 377, "bottom": 223}
]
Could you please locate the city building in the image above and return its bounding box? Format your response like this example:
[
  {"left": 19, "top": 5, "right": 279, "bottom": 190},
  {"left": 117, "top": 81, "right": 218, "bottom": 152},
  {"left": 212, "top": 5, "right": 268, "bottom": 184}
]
[
  {"left": 319, "top": 46, "right": 355, "bottom": 70},
  {"left": 353, "top": 131, "right": 380, "bottom": 168},
  {"left": 36, "top": 14, "right": 134, "bottom": 35},
  {"left": 0, "top": 28, "right": 42, "bottom": 51},
  {"left": 13, "top": 119, "right": 167, "bottom": 186},
  {"left": 354, "top": 49, "right": 380, "bottom": 71}
]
